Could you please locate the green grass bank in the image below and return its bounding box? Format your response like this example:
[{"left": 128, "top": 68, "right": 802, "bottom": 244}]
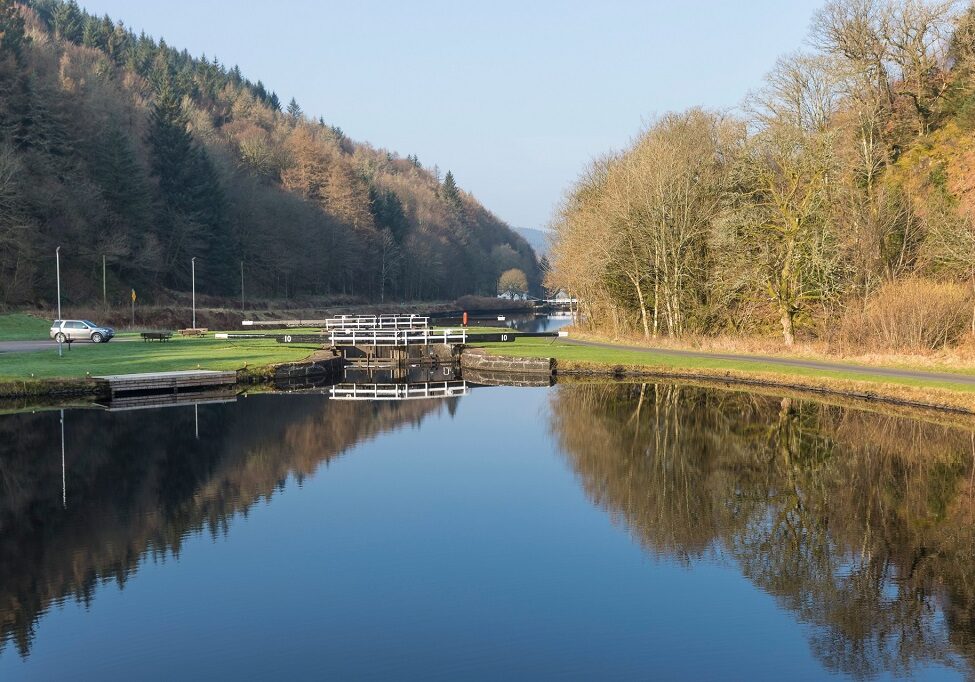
[
  {"left": 468, "top": 335, "right": 975, "bottom": 413},
  {"left": 0, "top": 314, "right": 321, "bottom": 397}
]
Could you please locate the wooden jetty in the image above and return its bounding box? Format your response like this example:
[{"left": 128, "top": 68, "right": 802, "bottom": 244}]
[{"left": 95, "top": 370, "right": 237, "bottom": 396}]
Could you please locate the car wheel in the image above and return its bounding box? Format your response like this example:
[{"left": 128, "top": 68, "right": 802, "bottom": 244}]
[
  {"left": 91, "top": 332, "right": 104, "bottom": 343},
  {"left": 55, "top": 332, "right": 66, "bottom": 343}
]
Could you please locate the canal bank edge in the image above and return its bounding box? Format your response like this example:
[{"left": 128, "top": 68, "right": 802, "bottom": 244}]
[
  {"left": 5, "top": 345, "right": 975, "bottom": 417},
  {"left": 0, "top": 362, "right": 297, "bottom": 400},
  {"left": 465, "top": 346, "right": 975, "bottom": 415}
]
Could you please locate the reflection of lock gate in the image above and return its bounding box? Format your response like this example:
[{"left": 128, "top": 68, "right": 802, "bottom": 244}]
[{"left": 329, "top": 380, "right": 469, "bottom": 401}]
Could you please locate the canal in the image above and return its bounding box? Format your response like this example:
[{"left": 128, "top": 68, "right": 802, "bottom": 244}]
[{"left": 0, "top": 380, "right": 972, "bottom": 679}]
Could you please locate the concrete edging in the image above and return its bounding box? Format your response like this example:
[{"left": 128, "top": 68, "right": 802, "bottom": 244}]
[{"left": 460, "top": 348, "right": 554, "bottom": 375}]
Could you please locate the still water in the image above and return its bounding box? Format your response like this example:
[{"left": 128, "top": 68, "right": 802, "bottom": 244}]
[{"left": 0, "top": 382, "right": 973, "bottom": 680}]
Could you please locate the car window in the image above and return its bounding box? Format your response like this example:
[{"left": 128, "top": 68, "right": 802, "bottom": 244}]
[
  {"left": 67, "top": 321, "right": 83, "bottom": 329},
  {"left": 83, "top": 320, "right": 97, "bottom": 327}
]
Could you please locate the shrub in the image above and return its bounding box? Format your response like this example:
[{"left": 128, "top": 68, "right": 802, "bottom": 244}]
[{"left": 838, "top": 278, "right": 972, "bottom": 351}]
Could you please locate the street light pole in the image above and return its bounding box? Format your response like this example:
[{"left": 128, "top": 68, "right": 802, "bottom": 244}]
[
  {"left": 191, "top": 256, "right": 197, "bottom": 329},
  {"left": 240, "top": 260, "right": 245, "bottom": 316},
  {"left": 55, "top": 246, "right": 62, "bottom": 321},
  {"left": 102, "top": 254, "right": 106, "bottom": 307}
]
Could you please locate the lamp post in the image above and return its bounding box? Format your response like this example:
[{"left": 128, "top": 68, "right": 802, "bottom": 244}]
[
  {"left": 240, "top": 260, "right": 245, "bottom": 316},
  {"left": 55, "top": 246, "right": 62, "bottom": 321},
  {"left": 191, "top": 256, "right": 197, "bottom": 329}
]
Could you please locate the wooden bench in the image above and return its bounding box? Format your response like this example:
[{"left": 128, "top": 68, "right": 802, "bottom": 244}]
[
  {"left": 141, "top": 331, "right": 173, "bottom": 342},
  {"left": 177, "top": 328, "right": 208, "bottom": 336}
]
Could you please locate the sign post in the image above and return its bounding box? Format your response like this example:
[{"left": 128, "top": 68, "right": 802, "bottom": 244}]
[{"left": 131, "top": 288, "right": 136, "bottom": 327}]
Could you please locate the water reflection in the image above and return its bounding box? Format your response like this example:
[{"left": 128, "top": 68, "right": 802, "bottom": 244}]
[
  {"left": 0, "top": 393, "right": 454, "bottom": 657},
  {"left": 550, "top": 382, "right": 975, "bottom": 678},
  {"left": 505, "top": 312, "right": 572, "bottom": 333},
  {"left": 2, "top": 380, "right": 975, "bottom": 678}
]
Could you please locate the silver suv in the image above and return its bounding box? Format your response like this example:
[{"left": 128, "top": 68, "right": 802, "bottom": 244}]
[{"left": 50, "top": 319, "right": 115, "bottom": 343}]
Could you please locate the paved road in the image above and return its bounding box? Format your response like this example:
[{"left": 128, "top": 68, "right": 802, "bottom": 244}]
[
  {"left": 0, "top": 338, "right": 134, "bottom": 353},
  {"left": 564, "top": 338, "right": 975, "bottom": 387}
]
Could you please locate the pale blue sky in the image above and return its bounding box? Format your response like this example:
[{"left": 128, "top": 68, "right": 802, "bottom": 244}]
[{"left": 77, "top": 0, "right": 824, "bottom": 228}]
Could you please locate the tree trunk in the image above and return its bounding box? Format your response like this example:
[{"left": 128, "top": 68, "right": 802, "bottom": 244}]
[
  {"left": 628, "top": 245, "right": 650, "bottom": 339},
  {"left": 780, "top": 305, "right": 796, "bottom": 347},
  {"left": 970, "top": 271, "right": 975, "bottom": 337},
  {"left": 652, "top": 244, "right": 660, "bottom": 337},
  {"left": 634, "top": 278, "right": 651, "bottom": 340}
]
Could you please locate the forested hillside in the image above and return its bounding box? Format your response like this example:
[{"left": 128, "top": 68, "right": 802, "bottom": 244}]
[
  {"left": 549, "top": 0, "right": 975, "bottom": 350},
  {"left": 0, "top": 0, "right": 540, "bottom": 308}
]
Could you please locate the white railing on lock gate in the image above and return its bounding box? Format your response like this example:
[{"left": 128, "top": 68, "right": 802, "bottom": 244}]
[
  {"left": 327, "top": 328, "right": 466, "bottom": 346},
  {"left": 324, "top": 315, "right": 430, "bottom": 330}
]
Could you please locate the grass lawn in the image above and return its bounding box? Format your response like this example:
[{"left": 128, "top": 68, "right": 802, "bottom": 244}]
[
  {"left": 0, "top": 335, "right": 320, "bottom": 379},
  {"left": 0, "top": 313, "right": 51, "bottom": 341},
  {"left": 471, "top": 337, "right": 975, "bottom": 393}
]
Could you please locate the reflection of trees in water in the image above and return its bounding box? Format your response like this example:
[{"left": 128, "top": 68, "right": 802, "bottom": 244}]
[
  {"left": 551, "top": 383, "right": 975, "bottom": 679},
  {"left": 0, "top": 395, "right": 454, "bottom": 658}
]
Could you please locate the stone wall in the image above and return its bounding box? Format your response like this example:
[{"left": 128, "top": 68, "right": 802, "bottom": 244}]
[
  {"left": 460, "top": 348, "right": 554, "bottom": 375},
  {"left": 462, "top": 367, "right": 553, "bottom": 387}
]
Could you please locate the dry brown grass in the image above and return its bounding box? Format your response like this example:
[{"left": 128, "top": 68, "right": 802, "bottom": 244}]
[{"left": 836, "top": 278, "right": 973, "bottom": 352}]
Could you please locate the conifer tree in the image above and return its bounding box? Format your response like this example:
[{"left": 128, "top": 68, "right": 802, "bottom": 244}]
[
  {"left": 148, "top": 79, "right": 232, "bottom": 292},
  {"left": 441, "top": 170, "right": 460, "bottom": 204},
  {"left": 90, "top": 124, "right": 152, "bottom": 233},
  {"left": 51, "top": 0, "right": 81, "bottom": 43},
  {"left": 0, "top": 0, "right": 27, "bottom": 62},
  {"left": 286, "top": 97, "right": 302, "bottom": 122},
  {"left": 105, "top": 18, "right": 127, "bottom": 64},
  {"left": 81, "top": 16, "right": 104, "bottom": 49},
  {"left": 369, "top": 187, "right": 408, "bottom": 241}
]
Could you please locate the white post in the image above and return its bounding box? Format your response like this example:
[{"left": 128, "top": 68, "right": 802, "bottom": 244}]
[
  {"left": 60, "top": 409, "right": 66, "bottom": 509},
  {"left": 191, "top": 256, "right": 197, "bottom": 329},
  {"left": 55, "top": 246, "right": 62, "bottom": 321}
]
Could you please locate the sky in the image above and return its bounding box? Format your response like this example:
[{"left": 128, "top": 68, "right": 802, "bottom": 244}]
[{"left": 77, "top": 0, "right": 826, "bottom": 229}]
